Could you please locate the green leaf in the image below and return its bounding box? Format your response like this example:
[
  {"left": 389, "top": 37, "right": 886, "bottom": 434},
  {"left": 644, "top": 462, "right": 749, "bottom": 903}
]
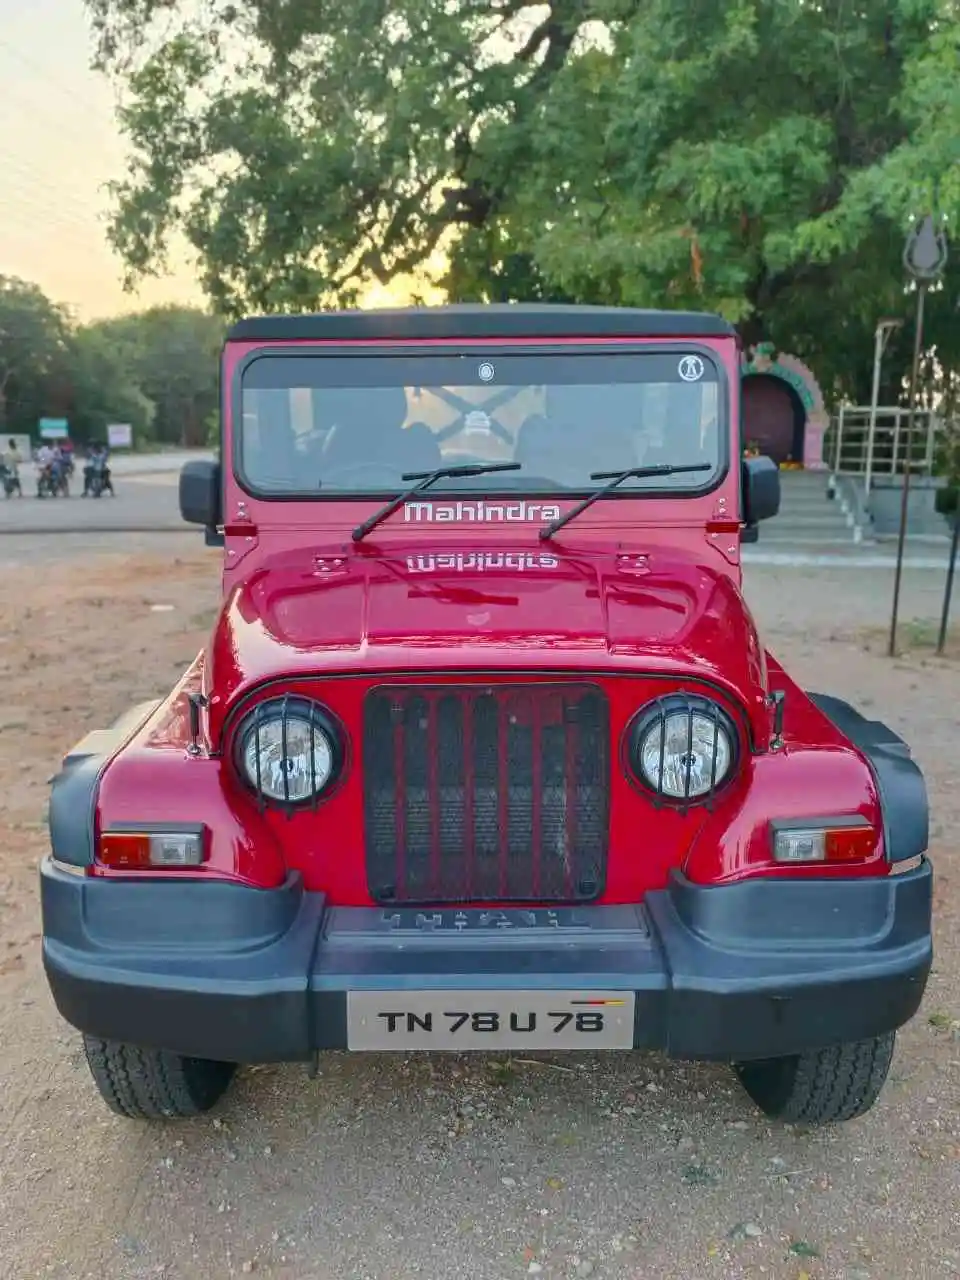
[
  {"left": 788, "top": 1240, "right": 820, "bottom": 1258},
  {"left": 83, "top": 0, "right": 960, "bottom": 401}
]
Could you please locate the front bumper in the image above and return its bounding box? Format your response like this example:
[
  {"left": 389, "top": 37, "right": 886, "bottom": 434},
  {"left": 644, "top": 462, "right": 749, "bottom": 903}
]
[{"left": 40, "top": 857, "right": 933, "bottom": 1064}]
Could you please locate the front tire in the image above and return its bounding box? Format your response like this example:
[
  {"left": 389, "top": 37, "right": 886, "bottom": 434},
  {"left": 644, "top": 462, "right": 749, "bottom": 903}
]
[
  {"left": 733, "top": 1032, "right": 895, "bottom": 1125},
  {"left": 82, "top": 1035, "right": 237, "bottom": 1120}
]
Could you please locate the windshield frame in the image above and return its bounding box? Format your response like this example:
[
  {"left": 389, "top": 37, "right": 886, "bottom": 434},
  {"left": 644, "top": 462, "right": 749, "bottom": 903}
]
[{"left": 230, "top": 340, "right": 731, "bottom": 503}]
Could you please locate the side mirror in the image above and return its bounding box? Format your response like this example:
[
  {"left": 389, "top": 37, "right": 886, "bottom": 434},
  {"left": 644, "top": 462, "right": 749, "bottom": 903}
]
[
  {"left": 179, "top": 459, "right": 222, "bottom": 541},
  {"left": 742, "top": 455, "right": 780, "bottom": 524}
]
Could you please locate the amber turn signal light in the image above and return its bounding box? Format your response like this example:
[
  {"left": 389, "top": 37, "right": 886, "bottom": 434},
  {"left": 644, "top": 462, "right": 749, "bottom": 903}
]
[
  {"left": 771, "top": 821, "right": 877, "bottom": 864},
  {"left": 98, "top": 829, "right": 206, "bottom": 869}
]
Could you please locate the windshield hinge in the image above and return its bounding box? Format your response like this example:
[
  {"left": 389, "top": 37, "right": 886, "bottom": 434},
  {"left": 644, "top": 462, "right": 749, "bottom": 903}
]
[
  {"left": 224, "top": 528, "right": 259, "bottom": 567},
  {"left": 224, "top": 499, "right": 258, "bottom": 536},
  {"left": 704, "top": 526, "right": 740, "bottom": 566}
]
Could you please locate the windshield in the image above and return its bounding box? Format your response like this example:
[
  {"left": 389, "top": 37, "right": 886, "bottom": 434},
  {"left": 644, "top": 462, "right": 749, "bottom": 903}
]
[{"left": 237, "top": 350, "right": 723, "bottom": 496}]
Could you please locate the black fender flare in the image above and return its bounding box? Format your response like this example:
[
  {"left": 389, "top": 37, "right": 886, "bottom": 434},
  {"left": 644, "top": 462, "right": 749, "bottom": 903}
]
[
  {"left": 807, "top": 692, "right": 928, "bottom": 863},
  {"left": 48, "top": 701, "right": 162, "bottom": 867}
]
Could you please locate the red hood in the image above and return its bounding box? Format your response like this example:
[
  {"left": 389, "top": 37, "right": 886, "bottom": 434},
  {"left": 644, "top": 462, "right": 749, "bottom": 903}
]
[{"left": 205, "top": 543, "right": 770, "bottom": 740}]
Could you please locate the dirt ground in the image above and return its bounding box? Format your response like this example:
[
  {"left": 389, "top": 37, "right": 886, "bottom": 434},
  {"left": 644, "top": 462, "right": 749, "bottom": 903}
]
[{"left": 0, "top": 542, "right": 958, "bottom": 1280}]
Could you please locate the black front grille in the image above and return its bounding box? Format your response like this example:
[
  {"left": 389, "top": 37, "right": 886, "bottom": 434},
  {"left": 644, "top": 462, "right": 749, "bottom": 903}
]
[{"left": 363, "top": 683, "right": 609, "bottom": 904}]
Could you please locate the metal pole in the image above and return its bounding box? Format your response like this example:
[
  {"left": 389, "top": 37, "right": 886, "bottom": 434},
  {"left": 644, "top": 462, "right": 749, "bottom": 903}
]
[
  {"left": 888, "top": 284, "right": 927, "bottom": 657},
  {"left": 937, "top": 508, "right": 959, "bottom": 655},
  {"left": 864, "top": 326, "right": 884, "bottom": 494}
]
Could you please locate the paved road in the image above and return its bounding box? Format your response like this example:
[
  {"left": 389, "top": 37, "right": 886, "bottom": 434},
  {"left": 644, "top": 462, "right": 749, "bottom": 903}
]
[
  {"left": 0, "top": 476, "right": 185, "bottom": 534},
  {"left": 109, "top": 449, "right": 214, "bottom": 475},
  {"left": 0, "top": 451, "right": 212, "bottom": 533},
  {"left": 18, "top": 449, "right": 212, "bottom": 479}
]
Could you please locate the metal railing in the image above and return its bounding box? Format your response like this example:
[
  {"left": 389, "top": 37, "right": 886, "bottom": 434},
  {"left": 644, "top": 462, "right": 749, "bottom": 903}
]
[{"left": 828, "top": 405, "right": 943, "bottom": 490}]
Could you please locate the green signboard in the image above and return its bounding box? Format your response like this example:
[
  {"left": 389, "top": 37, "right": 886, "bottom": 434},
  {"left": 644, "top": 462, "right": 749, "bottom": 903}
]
[{"left": 38, "top": 418, "right": 69, "bottom": 440}]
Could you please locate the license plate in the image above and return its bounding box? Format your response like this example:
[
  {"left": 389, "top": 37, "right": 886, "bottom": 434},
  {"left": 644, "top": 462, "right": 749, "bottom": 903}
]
[{"left": 346, "top": 990, "right": 635, "bottom": 1051}]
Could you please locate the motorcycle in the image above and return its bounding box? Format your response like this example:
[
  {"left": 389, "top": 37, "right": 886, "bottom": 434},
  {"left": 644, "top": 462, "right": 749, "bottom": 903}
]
[
  {"left": 83, "top": 456, "right": 114, "bottom": 498},
  {"left": 37, "top": 462, "right": 69, "bottom": 498},
  {"left": 1, "top": 463, "right": 21, "bottom": 497}
]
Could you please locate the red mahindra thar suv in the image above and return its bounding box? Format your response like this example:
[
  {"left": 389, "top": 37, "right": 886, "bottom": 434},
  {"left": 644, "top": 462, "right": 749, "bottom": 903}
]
[{"left": 40, "top": 305, "right": 932, "bottom": 1123}]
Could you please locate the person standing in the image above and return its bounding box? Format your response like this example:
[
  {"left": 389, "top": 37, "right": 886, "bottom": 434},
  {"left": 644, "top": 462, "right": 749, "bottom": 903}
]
[
  {"left": 83, "top": 441, "right": 114, "bottom": 496},
  {"left": 1, "top": 438, "right": 23, "bottom": 495}
]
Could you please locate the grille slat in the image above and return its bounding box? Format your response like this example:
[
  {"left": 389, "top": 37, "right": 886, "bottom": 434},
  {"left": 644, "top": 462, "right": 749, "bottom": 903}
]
[
  {"left": 498, "top": 699, "right": 509, "bottom": 899},
  {"left": 531, "top": 695, "right": 542, "bottom": 898},
  {"left": 364, "top": 684, "right": 609, "bottom": 905},
  {"left": 463, "top": 696, "right": 475, "bottom": 898}
]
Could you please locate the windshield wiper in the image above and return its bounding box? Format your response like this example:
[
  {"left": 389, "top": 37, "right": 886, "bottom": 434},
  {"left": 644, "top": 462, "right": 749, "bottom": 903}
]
[
  {"left": 352, "top": 462, "right": 521, "bottom": 542},
  {"left": 539, "top": 463, "right": 712, "bottom": 540}
]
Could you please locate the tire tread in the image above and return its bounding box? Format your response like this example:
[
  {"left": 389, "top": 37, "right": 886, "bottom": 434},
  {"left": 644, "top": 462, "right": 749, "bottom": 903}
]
[
  {"left": 735, "top": 1033, "right": 895, "bottom": 1125},
  {"left": 82, "top": 1036, "right": 235, "bottom": 1120}
]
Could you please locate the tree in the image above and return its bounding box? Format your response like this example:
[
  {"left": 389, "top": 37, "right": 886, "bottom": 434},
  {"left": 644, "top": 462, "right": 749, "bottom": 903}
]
[
  {"left": 0, "top": 276, "right": 73, "bottom": 432},
  {"left": 67, "top": 323, "right": 155, "bottom": 444},
  {"left": 87, "top": 0, "right": 960, "bottom": 399},
  {"left": 90, "top": 306, "right": 224, "bottom": 445},
  {"left": 0, "top": 277, "right": 222, "bottom": 448}
]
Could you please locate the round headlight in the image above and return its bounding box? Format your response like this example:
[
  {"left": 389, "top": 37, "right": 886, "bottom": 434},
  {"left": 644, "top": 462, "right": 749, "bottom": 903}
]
[
  {"left": 236, "top": 698, "right": 342, "bottom": 804},
  {"left": 629, "top": 696, "right": 736, "bottom": 801}
]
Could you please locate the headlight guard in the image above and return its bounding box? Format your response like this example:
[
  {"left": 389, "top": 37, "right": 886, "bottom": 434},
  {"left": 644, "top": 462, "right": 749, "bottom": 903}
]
[
  {"left": 234, "top": 695, "right": 345, "bottom": 810},
  {"left": 625, "top": 692, "right": 739, "bottom": 808}
]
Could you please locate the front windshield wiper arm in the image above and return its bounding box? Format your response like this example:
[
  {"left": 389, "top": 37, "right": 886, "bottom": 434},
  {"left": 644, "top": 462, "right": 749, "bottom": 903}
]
[
  {"left": 539, "top": 463, "right": 712, "bottom": 540},
  {"left": 352, "top": 462, "right": 521, "bottom": 542}
]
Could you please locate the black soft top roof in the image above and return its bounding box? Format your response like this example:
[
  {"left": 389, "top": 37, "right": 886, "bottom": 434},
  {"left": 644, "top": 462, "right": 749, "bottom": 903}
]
[{"left": 226, "top": 303, "right": 736, "bottom": 343}]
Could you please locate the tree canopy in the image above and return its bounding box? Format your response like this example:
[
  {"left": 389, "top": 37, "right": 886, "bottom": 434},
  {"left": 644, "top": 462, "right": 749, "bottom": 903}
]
[
  {"left": 86, "top": 0, "right": 960, "bottom": 400},
  {"left": 0, "top": 279, "right": 222, "bottom": 446},
  {"left": 68, "top": 322, "right": 155, "bottom": 444},
  {"left": 90, "top": 306, "right": 224, "bottom": 445},
  {"left": 0, "top": 278, "right": 73, "bottom": 432}
]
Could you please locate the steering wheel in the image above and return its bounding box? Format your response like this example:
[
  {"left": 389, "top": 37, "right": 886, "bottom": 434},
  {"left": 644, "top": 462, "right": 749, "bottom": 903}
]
[{"left": 321, "top": 462, "right": 405, "bottom": 488}]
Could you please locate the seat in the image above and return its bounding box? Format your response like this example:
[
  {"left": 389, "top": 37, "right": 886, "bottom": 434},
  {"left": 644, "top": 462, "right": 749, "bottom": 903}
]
[
  {"left": 640, "top": 383, "right": 712, "bottom": 471},
  {"left": 513, "top": 414, "right": 561, "bottom": 481},
  {"left": 514, "top": 385, "right": 639, "bottom": 487},
  {"left": 242, "top": 389, "right": 302, "bottom": 490},
  {"left": 320, "top": 386, "right": 441, "bottom": 478}
]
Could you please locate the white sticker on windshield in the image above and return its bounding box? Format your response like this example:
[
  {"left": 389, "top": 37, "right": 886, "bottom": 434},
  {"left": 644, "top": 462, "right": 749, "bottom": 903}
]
[{"left": 678, "top": 355, "right": 705, "bottom": 382}]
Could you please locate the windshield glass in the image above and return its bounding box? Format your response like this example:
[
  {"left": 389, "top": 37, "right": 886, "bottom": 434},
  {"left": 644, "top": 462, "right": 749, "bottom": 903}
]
[{"left": 237, "top": 350, "right": 723, "bottom": 495}]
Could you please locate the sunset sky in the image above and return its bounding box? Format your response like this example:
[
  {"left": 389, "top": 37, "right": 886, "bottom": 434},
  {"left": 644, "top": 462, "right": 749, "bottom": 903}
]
[
  {"left": 1, "top": 0, "right": 210, "bottom": 318},
  {"left": 2, "top": 0, "right": 431, "bottom": 321}
]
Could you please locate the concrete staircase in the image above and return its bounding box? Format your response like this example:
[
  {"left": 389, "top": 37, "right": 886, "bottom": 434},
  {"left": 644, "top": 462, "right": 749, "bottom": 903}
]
[
  {"left": 759, "top": 469, "right": 858, "bottom": 546},
  {"left": 842, "top": 475, "right": 952, "bottom": 542}
]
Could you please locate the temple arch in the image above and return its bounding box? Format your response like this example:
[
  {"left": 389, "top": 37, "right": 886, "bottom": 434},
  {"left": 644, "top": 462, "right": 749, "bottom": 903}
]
[{"left": 741, "top": 343, "right": 828, "bottom": 469}]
